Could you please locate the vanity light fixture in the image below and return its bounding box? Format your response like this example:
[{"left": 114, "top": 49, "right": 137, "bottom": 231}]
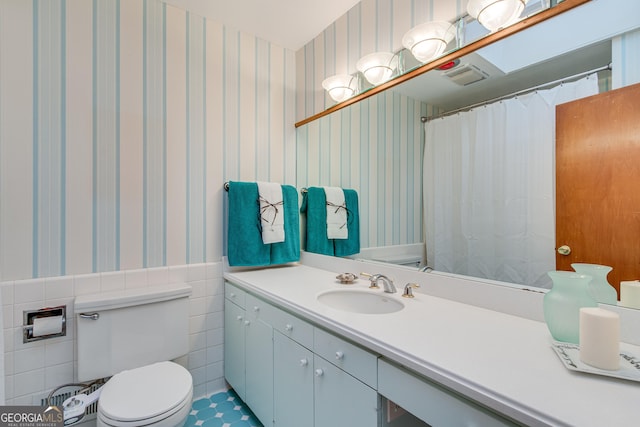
[
  {"left": 467, "top": 0, "right": 528, "bottom": 32},
  {"left": 322, "top": 74, "right": 359, "bottom": 103},
  {"left": 356, "top": 52, "right": 399, "bottom": 86},
  {"left": 402, "top": 21, "right": 456, "bottom": 63}
]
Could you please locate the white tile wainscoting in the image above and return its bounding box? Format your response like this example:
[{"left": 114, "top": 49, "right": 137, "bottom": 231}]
[{"left": 1, "top": 262, "right": 226, "bottom": 405}]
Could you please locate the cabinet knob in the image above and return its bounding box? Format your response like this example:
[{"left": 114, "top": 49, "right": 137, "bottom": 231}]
[
  {"left": 314, "top": 368, "right": 324, "bottom": 377},
  {"left": 299, "top": 358, "right": 309, "bottom": 367},
  {"left": 230, "top": 292, "right": 236, "bottom": 298},
  {"left": 244, "top": 320, "right": 251, "bottom": 326},
  {"left": 236, "top": 315, "right": 243, "bottom": 321},
  {"left": 253, "top": 306, "right": 260, "bottom": 312},
  {"left": 285, "top": 324, "right": 293, "bottom": 331},
  {"left": 335, "top": 351, "right": 344, "bottom": 360}
]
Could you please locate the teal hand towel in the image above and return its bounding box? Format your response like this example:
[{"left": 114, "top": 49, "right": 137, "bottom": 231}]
[
  {"left": 300, "top": 187, "right": 334, "bottom": 256},
  {"left": 227, "top": 181, "right": 270, "bottom": 266},
  {"left": 334, "top": 189, "right": 360, "bottom": 257},
  {"left": 270, "top": 185, "right": 301, "bottom": 264}
]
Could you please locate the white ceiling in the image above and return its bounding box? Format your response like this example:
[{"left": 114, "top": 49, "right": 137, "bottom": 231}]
[{"left": 162, "top": 0, "right": 362, "bottom": 51}]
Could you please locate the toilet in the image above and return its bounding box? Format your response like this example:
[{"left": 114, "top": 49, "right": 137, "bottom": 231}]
[{"left": 74, "top": 284, "right": 193, "bottom": 427}]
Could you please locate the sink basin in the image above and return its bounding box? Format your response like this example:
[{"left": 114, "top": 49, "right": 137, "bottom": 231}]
[{"left": 317, "top": 289, "right": 404, "bottom": 314}]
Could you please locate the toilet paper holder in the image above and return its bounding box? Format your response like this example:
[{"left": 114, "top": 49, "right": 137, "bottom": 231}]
[{"left": 23, "top": 305, "right": 67, "bottom": 343}]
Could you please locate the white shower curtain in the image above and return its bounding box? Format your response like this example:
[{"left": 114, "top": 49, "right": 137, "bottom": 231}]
[{"left": 423, "top": 76, "right": 599, "bottom": 288}]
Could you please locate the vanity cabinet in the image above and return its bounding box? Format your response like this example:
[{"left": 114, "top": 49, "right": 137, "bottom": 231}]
[
  {"left": 225, "top": 280, "right": 379, "bottom": 427},
  {"left": 272, "top": 330, "right": 378, "bottom": 427},
  {"left": 224, "top": 283, "right": 275, "bottom": 426},
  {"left": 225, "top": 280, "right": 525, "bottom": 427}
]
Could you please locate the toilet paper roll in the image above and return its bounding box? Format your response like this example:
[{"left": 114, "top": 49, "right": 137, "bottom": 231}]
[{"left": 32, "top": 315, "right": 63, "bottom": 337}]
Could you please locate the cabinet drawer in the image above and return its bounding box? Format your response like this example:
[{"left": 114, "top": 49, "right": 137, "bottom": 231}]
[
  {"left": 245, "top": 293, "right": 277, "bottom": 324},
  {"left": 225, "top": 281, "right": 246, "bottom": 308},
  {"left": 378, "top": 359, "right": 518, "bottom": 427},
  {"left": 270, "top": 306, "right": 314, "bottom": 349},
  {"left": 314, "top": 328, "right": 378, "bottom": 389}
]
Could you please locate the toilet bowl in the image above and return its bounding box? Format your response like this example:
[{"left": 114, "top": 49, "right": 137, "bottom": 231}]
[
  {"left": 97, "top": 362, "right": 193, "bottom": 427},
  {"left": 73, "top": 285, "right": 193, "bottom": 427}
]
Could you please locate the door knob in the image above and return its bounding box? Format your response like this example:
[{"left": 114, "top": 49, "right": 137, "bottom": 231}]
[{"left": 557, "top": 245, "right": 571, "bottom": 256}]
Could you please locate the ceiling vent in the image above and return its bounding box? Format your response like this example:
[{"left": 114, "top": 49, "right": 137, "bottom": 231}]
[{"left": 442, "top": 63, "right": 489, "bottom": 86}]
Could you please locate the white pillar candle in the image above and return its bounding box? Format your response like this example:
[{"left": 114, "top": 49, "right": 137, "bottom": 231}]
[
  {"left": 620, "top": 280, "right": 640, "bottom": 309},
  {"left": 579, "top": 307, "right": 620, "bottom": 370}
]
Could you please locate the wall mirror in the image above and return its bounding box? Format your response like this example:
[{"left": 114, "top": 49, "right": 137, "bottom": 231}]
[{"left": 296, "top": 0, "right": 640, "bottom": 307}]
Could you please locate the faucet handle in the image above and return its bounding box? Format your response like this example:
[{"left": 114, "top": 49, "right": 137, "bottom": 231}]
[
  {"left": 402, "top": 283, "right": 420, "bottom": 298},
  {"left": 360, "top": 272, "right": 380, "bottom": 289}
]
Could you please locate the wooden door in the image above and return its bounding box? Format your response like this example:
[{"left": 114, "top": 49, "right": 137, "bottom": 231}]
[{"left": 556, "top": 82, "right": 640, "bottom": 297}]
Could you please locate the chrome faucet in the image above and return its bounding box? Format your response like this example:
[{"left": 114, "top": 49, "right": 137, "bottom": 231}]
[
  {"left": 361, "top": 273, "right": 397, "bottom": 294},
  {"left": 402, "top": 283, "right": 420, "bottom": 298}
]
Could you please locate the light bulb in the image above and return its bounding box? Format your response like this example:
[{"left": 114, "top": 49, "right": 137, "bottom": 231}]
[
  {"left": 402, "top": 21, "right": 456, "bottom": 63},
  {"left": 356, "top": 52, "right": 397, "bottom": 85},
  {"left": 322, "top": 74, "right": 357, "bottom": 103},
  {"left": 467, "top": 0, "right": 527, "bottom": 32}
]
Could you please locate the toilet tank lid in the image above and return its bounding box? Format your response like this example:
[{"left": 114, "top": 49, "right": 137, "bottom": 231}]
[{"left": 74, "top": 284, "right": 192, "bottom": 312}]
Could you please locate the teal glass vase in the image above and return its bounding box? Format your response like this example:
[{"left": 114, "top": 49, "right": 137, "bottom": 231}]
[
  {"left": 544, "top": 271, "right": 598, "bottom": 343},
  {"left": 571, "top": 263, "right": 618, "bottom": 305}
]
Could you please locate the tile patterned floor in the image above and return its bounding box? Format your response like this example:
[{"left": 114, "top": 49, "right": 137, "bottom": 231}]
[{"left": 185, "top": 389, "right": 263, "bottom": 427}]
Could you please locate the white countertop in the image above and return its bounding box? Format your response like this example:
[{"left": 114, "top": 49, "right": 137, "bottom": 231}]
[{"left": 224, "top": 262, "right": 640, "bottom": 427}]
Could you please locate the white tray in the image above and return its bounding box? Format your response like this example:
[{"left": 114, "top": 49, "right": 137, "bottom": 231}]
[{"left": 551, "top": 341, "right": 640, "bottom": 382}]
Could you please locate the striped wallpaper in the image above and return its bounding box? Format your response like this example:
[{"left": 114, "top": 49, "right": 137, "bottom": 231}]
[
  {"left": 1, "top": 0, "right": 638, "bottom": 282},
  {"left": 0, "top": 0, "right": 296, "bottom": 281}
]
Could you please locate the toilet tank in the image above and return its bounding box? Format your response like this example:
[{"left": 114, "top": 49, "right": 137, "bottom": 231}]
[{"left": 74, "top": 284, "right": 192, "bottom": 382}]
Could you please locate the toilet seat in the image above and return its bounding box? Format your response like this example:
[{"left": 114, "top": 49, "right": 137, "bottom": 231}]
[{"left": 97, "top": 361, "right": 193, "bottom": 427}]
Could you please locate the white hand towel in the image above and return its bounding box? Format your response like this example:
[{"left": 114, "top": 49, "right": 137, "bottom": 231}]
[
  {"left": 323, "top": 186, "right": 348, "bottom": 239},
  {"left": 257, "top": 181, "right": 285, "bottom": 244}
]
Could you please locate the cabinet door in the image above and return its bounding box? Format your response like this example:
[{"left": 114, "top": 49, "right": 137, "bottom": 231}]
[
  {"left": 224, "top": 301, "right": 246, "bottom": 400},
  {"left": 245, "top": 316, "right": 274, "bottom": 426},
  {"left": 313, "top": 355, "right": 379, "bottom": 427},
  {"left": 273, "top": 331, "right": 314, "bottom": 427}
]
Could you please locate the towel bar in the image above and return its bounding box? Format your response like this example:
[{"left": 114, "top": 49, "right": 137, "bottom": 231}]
[{"left": 224, "top": 181, "right": 307, "bottom": 194}]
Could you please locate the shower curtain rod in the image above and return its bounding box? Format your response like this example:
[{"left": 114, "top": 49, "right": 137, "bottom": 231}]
[{"left": 423, "top": 63, "right": 611, "bottom": 122}]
